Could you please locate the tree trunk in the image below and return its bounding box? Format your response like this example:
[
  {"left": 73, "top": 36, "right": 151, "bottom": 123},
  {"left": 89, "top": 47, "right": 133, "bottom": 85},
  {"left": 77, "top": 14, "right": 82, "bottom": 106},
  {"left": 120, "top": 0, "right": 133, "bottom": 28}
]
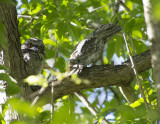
[{"left": 142, "top": 0, "right": 160, "bottom": 118}]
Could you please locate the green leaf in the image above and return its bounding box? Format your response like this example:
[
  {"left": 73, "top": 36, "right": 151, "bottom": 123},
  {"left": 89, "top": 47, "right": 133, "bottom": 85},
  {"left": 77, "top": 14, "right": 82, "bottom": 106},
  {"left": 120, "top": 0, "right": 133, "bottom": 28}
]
[
  {"left": 43, "top": 39, "right": 56, "bottom": 46},
  {"left": 0, "top": 113, "right": 4, "bottom": 121},
  {"left": 61, "top": 0, "right": 68, "bottom": 6},
  {"left": 126, "top": 1, "right": 133, "bottom": 10},
  {"left": 148, "top": 92, "right": 157, "bottom": 102},
  {"left": 1, "top": 103, "right": 8, "bottom": 117},
  {"left": 21, "top": 0, "right": 28, "bottom": 4},
  {"left": 31, "top": 4, "right": 41, "bottom": 15},
  {"left": 106, "top": 41, "right": 116, "bottom": 62},
  {"left": 40, "top": 110, "right": 51, "bottom": 122},
  {"left": 60, "top": 42, "right": 73, "bottom": 58},
  {"left": 116, "top": 105, "right": 136, "bottom": 120},
  {"left": 45, "top": 47, "right": 55, "bottom": 59},
  {"left": 114, "top": 35, "right": 124, "bottom": 57},
  {"left": 132, "top": 30, "right": 142, "bottom": 39},
  {"left": 55, "top": 57, "right": 66, "bottom": 72},
  {"left": 56, "top": 21, "right": 68, "bottom": 40},
  {"left": 8, "top": 98, "right": 39, "bottom": 118},
  {"left": 10, "top": 121, "right": 28, "bottom": 124},
  {"left": 67, "top": 22, "right": 80, "bottom": 41},
  {"left": 0, "top": 65, "right": 8, "bottom": 71},
  {"left": 0, "top": 73, "right": 20, "bottom": 96},
  {"left": 130, "top": 98, "right": 144, "bottom": 108},
  {"left": 150, "top": 109, "right": 159, "bottom": 121}
]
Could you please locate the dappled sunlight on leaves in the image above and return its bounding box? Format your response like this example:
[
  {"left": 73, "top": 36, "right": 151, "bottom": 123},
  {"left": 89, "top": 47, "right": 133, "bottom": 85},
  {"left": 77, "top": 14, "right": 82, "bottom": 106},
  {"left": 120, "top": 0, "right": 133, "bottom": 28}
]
[
  {"left": 8, "top": 98, "right": 39, "bottom": 118},
  {"left": 24, "top": 75, "right": 48, "bottom": 87},
  {"left": 0, "top": 0, "right": 158, "bottom": 123}
]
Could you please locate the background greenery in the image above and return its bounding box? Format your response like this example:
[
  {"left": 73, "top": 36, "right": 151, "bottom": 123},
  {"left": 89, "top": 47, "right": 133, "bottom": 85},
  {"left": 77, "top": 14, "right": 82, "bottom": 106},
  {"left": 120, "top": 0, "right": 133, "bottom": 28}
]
[{"left": 0, "top": 0, "right": 159, "bottom": 123}]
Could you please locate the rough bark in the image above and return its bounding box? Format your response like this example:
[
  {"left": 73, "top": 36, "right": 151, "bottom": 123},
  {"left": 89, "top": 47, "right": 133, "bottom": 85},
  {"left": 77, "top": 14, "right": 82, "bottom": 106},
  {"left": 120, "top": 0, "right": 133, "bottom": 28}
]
[
  {"left": 0, "top": 1, "right": 27, "bottom": 80},
  {"left": 142, "top": 0, "right": 160, "bottom": 118},
  {"left": 0, "top": 0, "right": 33, "bottom": 101}
]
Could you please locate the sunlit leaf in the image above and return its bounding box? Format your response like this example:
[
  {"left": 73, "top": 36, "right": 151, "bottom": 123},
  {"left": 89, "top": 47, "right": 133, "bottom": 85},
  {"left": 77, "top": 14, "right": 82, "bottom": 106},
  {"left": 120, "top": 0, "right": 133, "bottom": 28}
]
[
  {"left": 148, "top": 92, "right": 157, "bottom": 102},
  {"left": 43, "top": 39, "right": 56, "bottom": 46},
  {"left": 132, "top": 30, "right": 142, "bottom": 39},
  {"left": 0, "top": 113, "right": 4, "bottom": 121},
  {"left": 135, "top": 84, "right": 139, "bottom": 90},
  {"left": 56, "top": 21, "right": 68, "bottom": 40},
  {"left": 62, "top": 95, "right": 68, "bottom": 100},
  {"left": 8, "top": 98, "right": 39, "bottom": 118},
  {"left": 24, "top": 75, "right": 48, "bottom": 87},
  {"left": 31, "top": 4, "right": 41, "bottom": 15},
  {"left": 130, "top": 98, "right": 144, "bottom": 108},
  {"left": 61, "top": 0, "right": 68, "bottom": 6},
  {"left": 126, "top": 1, "right": 133, "bottom": 10},
  {"left": 71, "top": 74, "right": 82, "bottom": 84},
  {"left": 103, "top": 56, "right": 108, "bottom": 64}
]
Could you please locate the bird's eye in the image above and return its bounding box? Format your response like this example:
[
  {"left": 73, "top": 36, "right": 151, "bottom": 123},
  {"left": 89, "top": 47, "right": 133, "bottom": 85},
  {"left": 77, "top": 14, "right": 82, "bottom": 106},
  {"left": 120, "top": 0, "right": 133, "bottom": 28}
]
[
  {"left": 40, "top": 45, "right": 44, "bottom": 50},
  {"left": 28, "top": 43, "right": 33, "bottom": 48}
]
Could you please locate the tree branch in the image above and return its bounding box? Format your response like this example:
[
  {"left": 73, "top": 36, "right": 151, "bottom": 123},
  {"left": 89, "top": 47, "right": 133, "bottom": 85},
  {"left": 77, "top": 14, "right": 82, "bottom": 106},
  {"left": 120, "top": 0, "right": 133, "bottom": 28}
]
[{"left": 35, "top": 50, "right": 151, "bottom": 105}]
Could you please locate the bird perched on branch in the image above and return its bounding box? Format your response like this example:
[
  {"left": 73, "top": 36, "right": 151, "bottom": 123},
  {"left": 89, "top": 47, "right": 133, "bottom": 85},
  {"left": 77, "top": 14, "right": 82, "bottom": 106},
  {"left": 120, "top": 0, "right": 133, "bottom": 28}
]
[
  {"left": 69, "top": 23, "right": 121, "bottom": 75},
  {"left": 21, "top": 38, "right": 45, "bottom": 77}
]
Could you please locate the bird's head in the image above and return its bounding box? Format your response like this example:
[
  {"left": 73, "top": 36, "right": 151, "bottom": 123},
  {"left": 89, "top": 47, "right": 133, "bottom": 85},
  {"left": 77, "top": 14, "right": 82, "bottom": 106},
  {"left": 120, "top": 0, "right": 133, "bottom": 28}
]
[{"left": 21, "top": 38, "right": 45, "bottom": 55}]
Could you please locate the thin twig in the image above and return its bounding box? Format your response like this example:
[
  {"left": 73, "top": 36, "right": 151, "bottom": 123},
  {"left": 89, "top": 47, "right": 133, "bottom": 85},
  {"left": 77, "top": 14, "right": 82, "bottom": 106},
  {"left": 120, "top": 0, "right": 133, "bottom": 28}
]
[
  {"left": 17, "top": 15, "right": 39, "bottom": 19},
  {"left": 31, "top": 87, "right": 46, "bottom": 106},
  {"left": 50, "top": 41, "right": 59, "bottom": 122},
  {"left": 23, "top": 18, "right": 35, "bottom": 29},
  {"left": 74, "top": 92, "right": 111, "bottom": 124},
  {"left": 17, "top": 15, "right": 39, "bottom": 30},
  {"left": 119, "top": 86, "right": 137, "bottom": 103},
  {"left": 74, "top": 92, "right": 97, "bottom": 116},
  {"left": 122, "top": 33, "right": 154, "bottom": 123},
  {"left": 50, "top": 83, "right": 54, "bottom": 122},
  {"left": 112, "top": 0, "right": 120, "bottom": 16},
  {"left": 123, "top": 33, "right": 149, "bottom": 109},
  {"left": 119, "top": 0, "right": 130, "bottom": 12}
]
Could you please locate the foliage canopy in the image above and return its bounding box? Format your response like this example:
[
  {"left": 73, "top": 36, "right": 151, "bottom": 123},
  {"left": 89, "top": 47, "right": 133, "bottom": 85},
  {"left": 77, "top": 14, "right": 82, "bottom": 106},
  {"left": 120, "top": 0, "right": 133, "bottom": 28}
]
[{"left": 0, "top": 0, "right": 159, "bottom": 123}]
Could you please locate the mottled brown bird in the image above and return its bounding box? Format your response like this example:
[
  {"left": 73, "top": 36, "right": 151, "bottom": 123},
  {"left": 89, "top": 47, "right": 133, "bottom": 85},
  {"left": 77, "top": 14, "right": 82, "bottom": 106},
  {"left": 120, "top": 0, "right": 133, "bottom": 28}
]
[
  {"left": 21, "top": 38, "right": 45, "bottom": 91},
  {"left": 21, "top": 38, "right": 45, "bottom": 76},
  {"left": 69, "top": 23, "right": 121, "bottom": 75}
]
